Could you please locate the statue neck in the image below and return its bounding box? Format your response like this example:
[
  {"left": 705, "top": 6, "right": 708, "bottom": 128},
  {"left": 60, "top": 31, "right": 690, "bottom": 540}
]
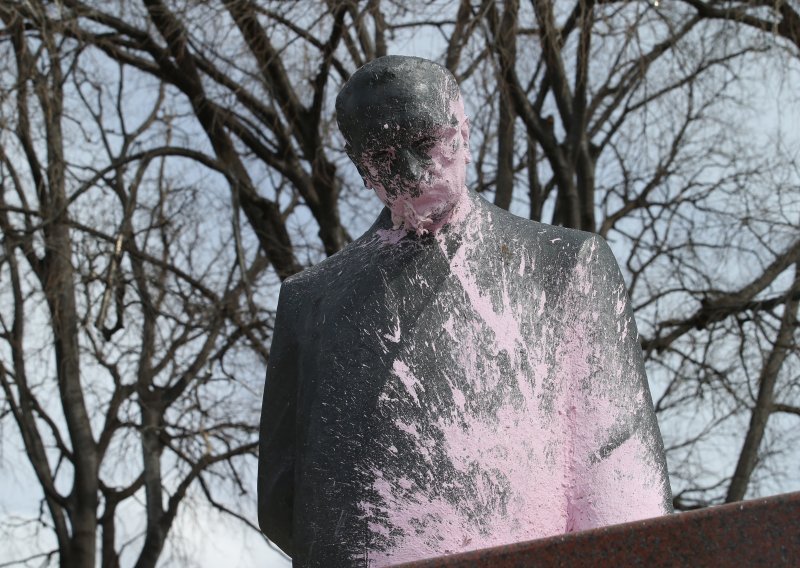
[
  {"left": 373, "top": 188, "right": 479, "bottom": 245},
  {"left": 379, "top": 184, "right": 471, "bottom": 237}
]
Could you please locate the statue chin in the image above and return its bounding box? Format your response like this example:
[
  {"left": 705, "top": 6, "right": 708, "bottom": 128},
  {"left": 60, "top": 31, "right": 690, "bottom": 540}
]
[
  {"left": 375, "top": 181, "right": 469, "bottom": 237},
  {"left": 387, "top": 193, "right": 466, "bottom": 236}
]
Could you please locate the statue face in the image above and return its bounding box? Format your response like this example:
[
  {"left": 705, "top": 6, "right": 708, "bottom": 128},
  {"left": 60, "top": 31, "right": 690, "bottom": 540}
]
[
  {"left": 337, "top": 56, "right": 471, "bottom": 235},
  {"left": 358, "top": 97, "right": 469, "bottom": 198}
]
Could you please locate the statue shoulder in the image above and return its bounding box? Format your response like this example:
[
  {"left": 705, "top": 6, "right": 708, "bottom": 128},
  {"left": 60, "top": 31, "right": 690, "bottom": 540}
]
[
  {"left": 486, "top": 202, "right": 610, "bottom": 269},
  {"left": 281, "top": 231, "right": 380, "bottom": 296},
  {"left": 271, "top": 275, "right": 308, "bottom": 337}
]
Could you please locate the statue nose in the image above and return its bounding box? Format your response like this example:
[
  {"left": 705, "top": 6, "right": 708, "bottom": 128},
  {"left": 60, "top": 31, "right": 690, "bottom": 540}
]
[{"left": 392, "top": 148, "right": 426, "bottom": 182}]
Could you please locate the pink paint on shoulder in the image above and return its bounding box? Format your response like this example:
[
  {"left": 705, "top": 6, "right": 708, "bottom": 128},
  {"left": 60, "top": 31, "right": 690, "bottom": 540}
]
[
  {"left": 393, "top": 419, "right": 418, "bottom": 437},
  {"left": 383, "top": 315, "right": 401, "bottom": 343},
  {"left": 451, "top": 387, "right": 466, "bottom": 410},
  {"left": 377, "top": 228, "right": 407, "bottom": 245},
  {"left": 393, "top": 359, "right": 424, "bottom": 404}
]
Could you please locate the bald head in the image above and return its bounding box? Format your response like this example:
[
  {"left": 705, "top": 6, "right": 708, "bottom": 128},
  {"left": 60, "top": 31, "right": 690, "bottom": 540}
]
[
  {"left": 336, "top": 56, "right": 471, "bottom": 235},
  {"left": 336, "top": 56, "right": 461, "bottom": 164}
]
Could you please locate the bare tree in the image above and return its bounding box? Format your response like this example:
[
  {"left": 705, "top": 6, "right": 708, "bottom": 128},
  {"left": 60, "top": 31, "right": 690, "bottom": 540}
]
[
  {"left": 0, "top": 5, "right": 273, "bottom": 566},
  {"left": 664, "top": 0, "right": 800, "bottom": 509}
]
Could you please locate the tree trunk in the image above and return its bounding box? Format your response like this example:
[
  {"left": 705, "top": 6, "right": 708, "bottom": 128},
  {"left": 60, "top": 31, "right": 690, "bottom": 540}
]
[
  {"left": 493, "top": 0, "right": 518, "bottom": 211},
  {"left": 726, "top": 264, "right": 800, "bottom": 502}
]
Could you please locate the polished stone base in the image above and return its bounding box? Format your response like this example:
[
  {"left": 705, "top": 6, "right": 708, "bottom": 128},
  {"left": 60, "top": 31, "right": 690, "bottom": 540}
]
[{"left": 392, "top": 491, "right": 800, "bottom": 567}]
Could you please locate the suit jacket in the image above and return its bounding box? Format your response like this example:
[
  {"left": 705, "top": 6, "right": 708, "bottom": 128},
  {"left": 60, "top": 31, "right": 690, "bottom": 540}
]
[{"left": 258, "top": 191, "right": 672, "bottom": 567}]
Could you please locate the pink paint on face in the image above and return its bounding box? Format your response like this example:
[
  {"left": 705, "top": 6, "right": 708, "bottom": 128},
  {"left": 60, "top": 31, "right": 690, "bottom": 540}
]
[{"left": 361, "top": 97, "right": 471, "bottom": 237}]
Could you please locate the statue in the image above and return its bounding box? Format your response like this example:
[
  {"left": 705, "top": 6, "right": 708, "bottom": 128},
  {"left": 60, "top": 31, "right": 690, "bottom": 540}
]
[{"left": 258, "top": 55, "right": 672, "bottom": 567}]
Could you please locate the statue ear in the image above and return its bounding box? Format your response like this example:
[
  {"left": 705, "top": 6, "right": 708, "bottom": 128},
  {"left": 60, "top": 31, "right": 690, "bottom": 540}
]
[{"left": 462, "top": 116, "right": 472, "bottom": 165}]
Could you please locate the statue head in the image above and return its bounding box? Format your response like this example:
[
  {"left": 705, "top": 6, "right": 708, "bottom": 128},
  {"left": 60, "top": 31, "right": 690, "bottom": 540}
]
[{"left": 336, "top": 55, "right": 471, "bottom": 235}]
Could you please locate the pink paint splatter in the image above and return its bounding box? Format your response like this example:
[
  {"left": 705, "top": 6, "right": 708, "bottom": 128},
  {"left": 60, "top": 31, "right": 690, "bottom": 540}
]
[
  {"left": 377, "top": 228, "right": 407, "bottom": 245},
  {"left": 383, "top": 316, "right": 401, "bottom": 343},
  {"left": 393, "top": 359, "right": 424, "bottom": 404},
  {"left": 355, "top": 233, "right": 668, "bottom": 565}
]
